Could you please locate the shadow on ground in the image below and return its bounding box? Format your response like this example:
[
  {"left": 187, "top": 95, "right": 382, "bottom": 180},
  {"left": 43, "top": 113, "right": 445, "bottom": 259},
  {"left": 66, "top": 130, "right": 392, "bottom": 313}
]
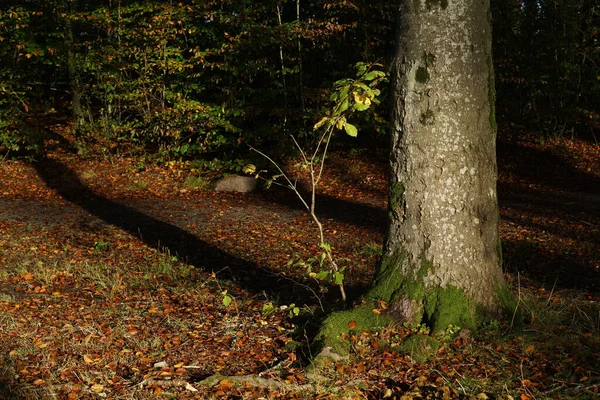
[
  {"left": 497, "top": 138, "right": 600, "bottom": 293},
  {"left": 33, "top": 157, "right": 314, "bottom": 303}
]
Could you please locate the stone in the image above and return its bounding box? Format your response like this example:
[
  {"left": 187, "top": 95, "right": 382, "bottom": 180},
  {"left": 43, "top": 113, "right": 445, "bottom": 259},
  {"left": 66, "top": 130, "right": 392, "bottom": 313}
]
[{"left": 214, "top": 175, "right": 257, "bottom": 193}]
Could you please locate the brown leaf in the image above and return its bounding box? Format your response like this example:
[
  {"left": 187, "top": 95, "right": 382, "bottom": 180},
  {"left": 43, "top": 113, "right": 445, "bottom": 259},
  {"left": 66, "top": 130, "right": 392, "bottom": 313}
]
[{"left": 218, "top": 379, "right": 233, "bottom": 390}]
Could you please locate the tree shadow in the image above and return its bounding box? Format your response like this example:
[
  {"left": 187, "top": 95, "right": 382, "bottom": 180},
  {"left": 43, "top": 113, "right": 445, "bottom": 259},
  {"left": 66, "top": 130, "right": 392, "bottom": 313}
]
[
  {"left": 497, "top": 139, "right": 600, "bottom": 294},
  {"left": 32, "top": 157, "right": 313, "bottom": 303},
  {"left": 502, "top": 238, "right": 599, "bottom": 293},
  {"left": 255, "top": 178, "right": 387, "bottom": 234},
  {"left": 497, "top": 140, "right": 600, "bottom": 195}
]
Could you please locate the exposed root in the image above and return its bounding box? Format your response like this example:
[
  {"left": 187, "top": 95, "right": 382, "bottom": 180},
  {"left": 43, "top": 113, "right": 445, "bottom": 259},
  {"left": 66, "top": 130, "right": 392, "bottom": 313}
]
[{"left": 135, "top": 374, "right": 315, "bottom": 393}]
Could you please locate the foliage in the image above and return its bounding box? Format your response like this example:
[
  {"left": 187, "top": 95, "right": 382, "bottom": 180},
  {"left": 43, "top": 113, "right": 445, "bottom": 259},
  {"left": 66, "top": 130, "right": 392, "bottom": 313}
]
[
  {"left": 492, "top": 0, "right": 600, "bottom": 137},
  {"left": 252, "top": 62, "right": 387, "bottom": 302},
  {"left": 0, "top": 0, "right": 396, "bottom": 159}
]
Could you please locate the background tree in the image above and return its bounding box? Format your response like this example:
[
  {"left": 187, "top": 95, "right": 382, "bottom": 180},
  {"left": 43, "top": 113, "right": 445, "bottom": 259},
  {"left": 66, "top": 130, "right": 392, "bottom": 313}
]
[{"left": 316, "top": 0, "right": 511, "bottom": 355}]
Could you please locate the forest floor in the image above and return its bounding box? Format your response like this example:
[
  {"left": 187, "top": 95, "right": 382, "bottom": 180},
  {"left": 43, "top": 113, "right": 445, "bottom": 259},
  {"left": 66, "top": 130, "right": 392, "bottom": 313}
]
[{"left": 0, "top": 124, "right": 599, "bottom": 399}]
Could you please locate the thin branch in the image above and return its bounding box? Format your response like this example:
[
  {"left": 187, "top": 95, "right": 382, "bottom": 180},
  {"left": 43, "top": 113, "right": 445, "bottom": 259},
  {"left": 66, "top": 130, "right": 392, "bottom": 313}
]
[{"left": 249, "top": 145, "right": 310, "bottom": 212}]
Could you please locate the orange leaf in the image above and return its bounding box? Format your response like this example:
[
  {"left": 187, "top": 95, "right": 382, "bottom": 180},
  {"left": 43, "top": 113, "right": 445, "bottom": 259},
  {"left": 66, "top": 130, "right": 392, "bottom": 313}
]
[
  {"left": 348, "top": 321, "right": 357, "bottom": 329},
  {"left": 525, "top": 344, "right": 535, "bottom": 354},
  {"left": 218, "top": 379, "right": 233, "bottom": 390}
]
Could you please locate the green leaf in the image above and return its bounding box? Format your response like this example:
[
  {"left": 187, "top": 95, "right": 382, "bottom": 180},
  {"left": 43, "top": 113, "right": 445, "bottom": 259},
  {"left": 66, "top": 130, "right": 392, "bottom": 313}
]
[
  {"left": 319, "top": 251, "right": 327, "bottom": 266},
  {"left": 222, "top": 295, "right": 232, "bottom": 307},
  {"left": 319, "top": 242, "right": 332, "bottom": 252},
  {"left": 355, "top": 62, "right": 367, "bottom": 76},
  {"left": 344, "top": 123, "right": 358, "bottom": 137},
  {"left": 363, "top": 70, "right": 386, "bottom": 81},
  {"left": 262, "top": 302, "right": 275, "bottom": 316},
  {"left": 338, "top": 86, "right": 350, "bottom": 102},
  {"left": 338, "top": 98, "right": 349, "bottom": 113},
  {"left": 334, "top": 271, "right": 344, "bottom": 285},
  {"left": 354, "top": 103, "right": 370, "bottom": 111},
  {"left": 315, "top": 271, "right": 329, "bottom": 280}
]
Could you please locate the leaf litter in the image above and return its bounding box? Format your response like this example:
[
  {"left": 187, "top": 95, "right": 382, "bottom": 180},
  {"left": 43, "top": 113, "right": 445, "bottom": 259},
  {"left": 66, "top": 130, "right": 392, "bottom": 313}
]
[{"left": 0, "top": 128, "right": 599, "bottom": 398}]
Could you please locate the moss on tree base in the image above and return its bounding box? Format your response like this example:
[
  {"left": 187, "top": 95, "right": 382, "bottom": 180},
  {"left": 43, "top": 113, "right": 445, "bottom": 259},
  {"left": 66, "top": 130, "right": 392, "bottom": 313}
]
[
  {"left": 313, "top": 304, "right": 391, "bottom": 357},
  {"left": 313, "top": 251, "right": 514, "bottom": 360}
]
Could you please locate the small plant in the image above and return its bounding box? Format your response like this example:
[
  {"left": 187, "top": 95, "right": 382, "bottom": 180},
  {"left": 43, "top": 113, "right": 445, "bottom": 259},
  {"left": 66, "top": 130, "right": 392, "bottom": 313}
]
[
  {"left": 184, "top": 175, "right": 210, "bottom": 191},
  {"left": 434, "top": 324, "right": 461, "bottom": 341},
  {"left": 403, "top": 322, "right": 430, "bottom": 335},
  {"left": 261, "top": 302, "right": 301, "bottom": 318},
  {"left": 359, "top": 242, "right": 382, "bottom": 257},
  {"left": 93, "top": 240, "right": 110, "bottom": 252},
  {"left": 221, "top": 290, "right": 233, "bottom": 307},
  {"left": 250, "top": 62, "right": 387, "bottom": 302},
  {"left": 128, "top": 180, "right": 148, "bottom": 191}
]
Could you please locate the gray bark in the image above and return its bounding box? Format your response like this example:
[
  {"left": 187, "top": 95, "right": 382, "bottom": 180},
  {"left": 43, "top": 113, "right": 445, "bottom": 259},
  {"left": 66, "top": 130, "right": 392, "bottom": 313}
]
[{"left": 384, "top": 0, "right": 504, "bottom": 311}]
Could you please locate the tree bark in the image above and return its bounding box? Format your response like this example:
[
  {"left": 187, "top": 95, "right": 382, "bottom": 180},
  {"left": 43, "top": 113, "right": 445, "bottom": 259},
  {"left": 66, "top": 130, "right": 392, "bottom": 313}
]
[
  {"left": 316, "top": 0, "right": 509, "bottom": 356},
  {"left": 376, "top": 0, "right": 505, "bottom": 331}
]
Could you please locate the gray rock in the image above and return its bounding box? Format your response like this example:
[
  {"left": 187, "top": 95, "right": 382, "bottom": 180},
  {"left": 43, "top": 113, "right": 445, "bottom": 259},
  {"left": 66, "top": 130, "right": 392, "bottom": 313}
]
[{"left": 214, "top": 175, "right": 257, "bottom": 193}]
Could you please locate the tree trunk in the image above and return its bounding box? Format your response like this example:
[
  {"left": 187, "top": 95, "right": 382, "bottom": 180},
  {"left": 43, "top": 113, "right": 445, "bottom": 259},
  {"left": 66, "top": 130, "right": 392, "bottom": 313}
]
[
  {"left": 316, "top": 0, "right": 510, "bottom": 356},
  {"left": 376, "top": 0, "right": 505, "bottom": 332},
  {"left": 64, "top": 0, "right": 85, "bottom": 126}
]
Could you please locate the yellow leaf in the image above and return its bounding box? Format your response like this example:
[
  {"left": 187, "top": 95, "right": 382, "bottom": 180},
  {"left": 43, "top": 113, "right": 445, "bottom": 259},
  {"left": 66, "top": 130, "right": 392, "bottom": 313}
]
[
  {"left": 353, "top": 91, "right": 371, "bottom": 106},
  {"left": 335, "top": 117, "right": 346, "bottom": 130},
  {"left": 313, "top": 117, "right": 329, "bottom": 130},
  {"left": 242, "top": 164, "right": 256, "bottom": 174},
  {"left": 90, "top": 384, "right": 104, "bottom": 393},
  {"left": 83, "top": 354, "right": 94, "bottom": 364}
]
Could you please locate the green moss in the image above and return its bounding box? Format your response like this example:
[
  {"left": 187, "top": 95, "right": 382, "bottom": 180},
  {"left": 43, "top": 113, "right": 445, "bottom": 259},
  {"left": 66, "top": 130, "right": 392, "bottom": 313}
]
[
  {"left": 426, "top": 0, "right": 449, "bottom": 10},
  {"left": 417, "top": 259, "right": 433, "bottom": 281},
  {"left": 419, "top": 109, "right": 435, "bottom": 125},
  {"left": 423, "top": 285, "right": 477, "bottom": 332},
  {"left": 495, "top": 283, "right": 522, "bottom": 326},
  {"left": 400, "top": 335, "right": 441, "bottom": 363},
  {"left": 314, "top": 304, "right": 391, "bottom": 356},
  {"left": 369, "top": 250, "right": 408, "bottom": 301},
  {"left": 415, "top": 66, "right": 429, "bottom": 83},
  {"left": 388, "top": 181, "right": 405, "bottom": 214}
]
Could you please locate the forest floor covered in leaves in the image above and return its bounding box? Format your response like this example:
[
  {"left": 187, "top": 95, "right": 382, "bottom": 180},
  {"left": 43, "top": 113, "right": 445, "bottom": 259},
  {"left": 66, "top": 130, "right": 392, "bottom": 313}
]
[{"left": 0, "top": 126, "right": 599, "bottom": 399}]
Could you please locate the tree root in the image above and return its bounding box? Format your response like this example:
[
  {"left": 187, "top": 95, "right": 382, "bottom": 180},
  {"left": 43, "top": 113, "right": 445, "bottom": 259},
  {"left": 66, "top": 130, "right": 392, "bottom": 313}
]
[{"left": 136, "top": 374, "right": 315, "bottom": 393}]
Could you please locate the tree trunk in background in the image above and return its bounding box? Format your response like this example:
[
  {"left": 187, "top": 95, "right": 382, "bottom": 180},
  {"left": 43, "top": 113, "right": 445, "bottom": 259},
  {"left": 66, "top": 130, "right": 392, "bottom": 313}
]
[
  {"left": 64, "top": 0, "right": 85, "bottom": 126},
  {"left": 373, "top": 0, "right": 505, "bottom": 332}
]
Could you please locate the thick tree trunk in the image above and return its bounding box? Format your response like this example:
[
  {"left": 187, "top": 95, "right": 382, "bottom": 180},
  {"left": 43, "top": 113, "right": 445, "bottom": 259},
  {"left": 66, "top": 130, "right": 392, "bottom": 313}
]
[
  {"left": 316, "top": 0, "right": 509, "bottom": 356},
  {"left": 374, "top": 0, "right": 504, "bottom": 332}
]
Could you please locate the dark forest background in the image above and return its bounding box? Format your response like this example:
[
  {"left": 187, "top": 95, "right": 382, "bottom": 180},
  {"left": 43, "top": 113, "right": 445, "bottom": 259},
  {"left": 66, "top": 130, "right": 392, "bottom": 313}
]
[{"left": 1, "top": 0, "right": 598, "bottom": 163}]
